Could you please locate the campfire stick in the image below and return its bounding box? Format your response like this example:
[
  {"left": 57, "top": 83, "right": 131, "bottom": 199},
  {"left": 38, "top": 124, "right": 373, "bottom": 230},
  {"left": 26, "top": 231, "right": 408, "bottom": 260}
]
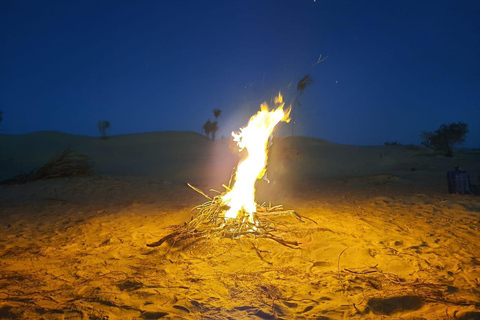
[
  {"left": 147, "top": 184, "right": 314, "bottom": 249},
  {"left": 187, "top": 183, "right": 212, "bottom": 200}
]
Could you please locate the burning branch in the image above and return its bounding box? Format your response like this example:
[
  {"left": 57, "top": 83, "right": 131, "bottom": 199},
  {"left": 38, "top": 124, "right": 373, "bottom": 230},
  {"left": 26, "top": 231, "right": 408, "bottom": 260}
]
[
  {"left": 147, "top": 93, "right": 315, "bottom": 250},
  {"left": 147, "top": 183, "right": 313, "bottom": 249}
]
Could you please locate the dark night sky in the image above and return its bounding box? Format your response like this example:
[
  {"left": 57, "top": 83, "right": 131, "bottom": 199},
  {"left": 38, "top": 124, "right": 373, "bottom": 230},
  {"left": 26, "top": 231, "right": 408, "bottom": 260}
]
[{"left": 1, "top": 0, "right": 479, "bottom": 147}]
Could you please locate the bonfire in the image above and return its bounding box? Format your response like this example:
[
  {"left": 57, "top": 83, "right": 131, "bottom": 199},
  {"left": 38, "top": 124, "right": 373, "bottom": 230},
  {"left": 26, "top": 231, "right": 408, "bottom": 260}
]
[{"left": 148, "top": 93, "right": 315, "bottom": 249}]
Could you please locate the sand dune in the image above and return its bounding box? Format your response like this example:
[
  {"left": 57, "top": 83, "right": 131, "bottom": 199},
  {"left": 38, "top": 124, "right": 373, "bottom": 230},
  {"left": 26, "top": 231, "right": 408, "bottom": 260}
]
[
  {"left": 2, "top": 131, "right": 478, "bottom": 186},
  {"left": 0, "top": 131, "right": 479, "bottom": 319}
]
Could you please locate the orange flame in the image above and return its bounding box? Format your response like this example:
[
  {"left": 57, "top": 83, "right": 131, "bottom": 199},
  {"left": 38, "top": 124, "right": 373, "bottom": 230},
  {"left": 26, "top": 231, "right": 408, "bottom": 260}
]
[{"left": 222, "top": 93, "right": 291, "bottom": 222}]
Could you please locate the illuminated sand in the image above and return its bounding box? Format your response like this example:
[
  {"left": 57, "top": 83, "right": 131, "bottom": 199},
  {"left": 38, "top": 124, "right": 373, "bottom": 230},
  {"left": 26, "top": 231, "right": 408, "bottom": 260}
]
[{"left": 0, "top": 133, "right": 479, "bottom": 319}]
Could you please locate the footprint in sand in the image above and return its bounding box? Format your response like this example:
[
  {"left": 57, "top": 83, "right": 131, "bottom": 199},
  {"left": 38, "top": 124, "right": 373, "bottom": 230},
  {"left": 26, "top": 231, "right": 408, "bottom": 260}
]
[
  {"left": 366, "top": 295, "right": 423, "bottom": 315},
  {"left": 457, "top": 311, "right": 480, "bottom": 320}
]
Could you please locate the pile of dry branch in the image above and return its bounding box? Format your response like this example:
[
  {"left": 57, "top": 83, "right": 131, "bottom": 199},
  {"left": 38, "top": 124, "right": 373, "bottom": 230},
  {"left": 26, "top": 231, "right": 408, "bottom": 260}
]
[
  {"left": 147, "top": 184, "right": 316, "bottom": 250},
  {"left": 1, "top": 148, "right": 93, "bottom": 185}
]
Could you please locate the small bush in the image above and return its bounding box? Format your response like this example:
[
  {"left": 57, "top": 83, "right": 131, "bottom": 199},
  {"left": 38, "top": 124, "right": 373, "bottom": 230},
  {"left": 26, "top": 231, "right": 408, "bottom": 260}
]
[{"left": 421, "top": 122, "right": 468, "bottom": 157}]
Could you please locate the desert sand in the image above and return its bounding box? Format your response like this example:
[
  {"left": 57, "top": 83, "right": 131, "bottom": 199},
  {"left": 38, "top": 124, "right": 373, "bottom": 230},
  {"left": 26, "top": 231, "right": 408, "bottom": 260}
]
[{"left": 0, "top": 131, "right": 479, "bottom": 319}]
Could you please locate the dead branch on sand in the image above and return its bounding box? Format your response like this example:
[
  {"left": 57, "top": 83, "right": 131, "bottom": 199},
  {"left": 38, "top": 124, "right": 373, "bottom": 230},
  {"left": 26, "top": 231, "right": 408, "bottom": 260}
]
[
  {"left": 1, "top": 148, "right": 93, "bottom": 185},
  {"left": 147, "top": 184, "right": 316, "bottom": 250}
]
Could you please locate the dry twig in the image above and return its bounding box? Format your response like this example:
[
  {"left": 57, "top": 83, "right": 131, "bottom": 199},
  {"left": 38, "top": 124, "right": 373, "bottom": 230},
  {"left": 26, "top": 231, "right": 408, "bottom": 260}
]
[{"left": 147, "top": 184, "right": 315, "bottom": 249}]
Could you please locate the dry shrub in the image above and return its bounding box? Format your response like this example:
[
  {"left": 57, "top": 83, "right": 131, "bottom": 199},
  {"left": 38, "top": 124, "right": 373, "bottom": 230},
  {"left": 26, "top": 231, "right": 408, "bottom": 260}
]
[{"left": 1, "top": 148, "right": 93, "bottom": 185}]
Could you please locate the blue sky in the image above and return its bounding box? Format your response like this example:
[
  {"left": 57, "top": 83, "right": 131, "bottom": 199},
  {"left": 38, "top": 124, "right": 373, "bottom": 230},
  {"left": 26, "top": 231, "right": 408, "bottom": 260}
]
[{"left": 1, "top": 0, "right": 479, "bottom": 146}]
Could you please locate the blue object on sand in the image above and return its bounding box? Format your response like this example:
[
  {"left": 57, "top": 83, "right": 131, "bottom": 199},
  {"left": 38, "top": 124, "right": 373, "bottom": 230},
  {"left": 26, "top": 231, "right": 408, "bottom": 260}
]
[{"left": 446, "top": 171, "right": 471, "bottom": 194}]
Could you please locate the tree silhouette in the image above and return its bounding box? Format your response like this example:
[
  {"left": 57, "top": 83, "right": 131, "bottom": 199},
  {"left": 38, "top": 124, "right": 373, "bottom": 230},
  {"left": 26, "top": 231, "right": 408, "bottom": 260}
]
[
  {"left": 213, "top": 109, "right": 222, "bottom": 120},
  {"left": 202, "top": 120, "right": 219, "bottom": 140},
  {"left": 210, "top": 121, "right": 219, "bottom": 140},
  {"left": 291, "top": 74, "right": 313, "bottom": 135},
  {"left": 297, "top": 74, "right": 313, "bottom": 96},
  {"left": 203, "top": 120, "right": 212, "bottom": 139},
  {"left": 98, "top": 120, "right": 110, "bottom": 139},
  {"left": 202, "top": 109, "right": 221, "bottom": 140},
  {"left": 421, "top": 122, "right": 468, "bottom": 157}
]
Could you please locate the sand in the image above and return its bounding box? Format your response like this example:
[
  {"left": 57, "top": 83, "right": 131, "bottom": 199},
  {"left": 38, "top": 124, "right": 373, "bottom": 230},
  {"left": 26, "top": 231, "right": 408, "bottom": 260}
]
[{"left": 0, "top": 131, "right": 479, "bottom": 319}]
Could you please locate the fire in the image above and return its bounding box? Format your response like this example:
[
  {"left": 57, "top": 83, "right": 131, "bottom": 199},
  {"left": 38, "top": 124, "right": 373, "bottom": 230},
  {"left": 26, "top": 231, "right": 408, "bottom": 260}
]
[{"left": 222, "top": 93, "right": 291, "bottom": 223}]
